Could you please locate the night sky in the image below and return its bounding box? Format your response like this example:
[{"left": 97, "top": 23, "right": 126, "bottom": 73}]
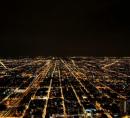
[{"left": 0, "top": 0, "right": 130, "bottom": 57}]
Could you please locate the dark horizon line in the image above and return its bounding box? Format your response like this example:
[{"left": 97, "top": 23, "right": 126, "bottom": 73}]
[{"left": 1, "top": 55, "right": 130, "bottom": 59}]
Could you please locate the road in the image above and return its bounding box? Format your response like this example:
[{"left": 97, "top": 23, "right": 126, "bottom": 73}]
[{"left": 0, "top": 57, "right": 129, "bottom": 118}]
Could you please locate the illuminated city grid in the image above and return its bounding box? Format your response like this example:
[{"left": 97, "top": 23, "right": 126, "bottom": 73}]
[{"left": 0, "top": 57, "right": 130, "bottom": 118}]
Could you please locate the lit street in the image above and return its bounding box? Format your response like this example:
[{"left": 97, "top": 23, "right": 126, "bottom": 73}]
[{"left": 0, "top": 57, "right": 130, "bottom": 118}]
